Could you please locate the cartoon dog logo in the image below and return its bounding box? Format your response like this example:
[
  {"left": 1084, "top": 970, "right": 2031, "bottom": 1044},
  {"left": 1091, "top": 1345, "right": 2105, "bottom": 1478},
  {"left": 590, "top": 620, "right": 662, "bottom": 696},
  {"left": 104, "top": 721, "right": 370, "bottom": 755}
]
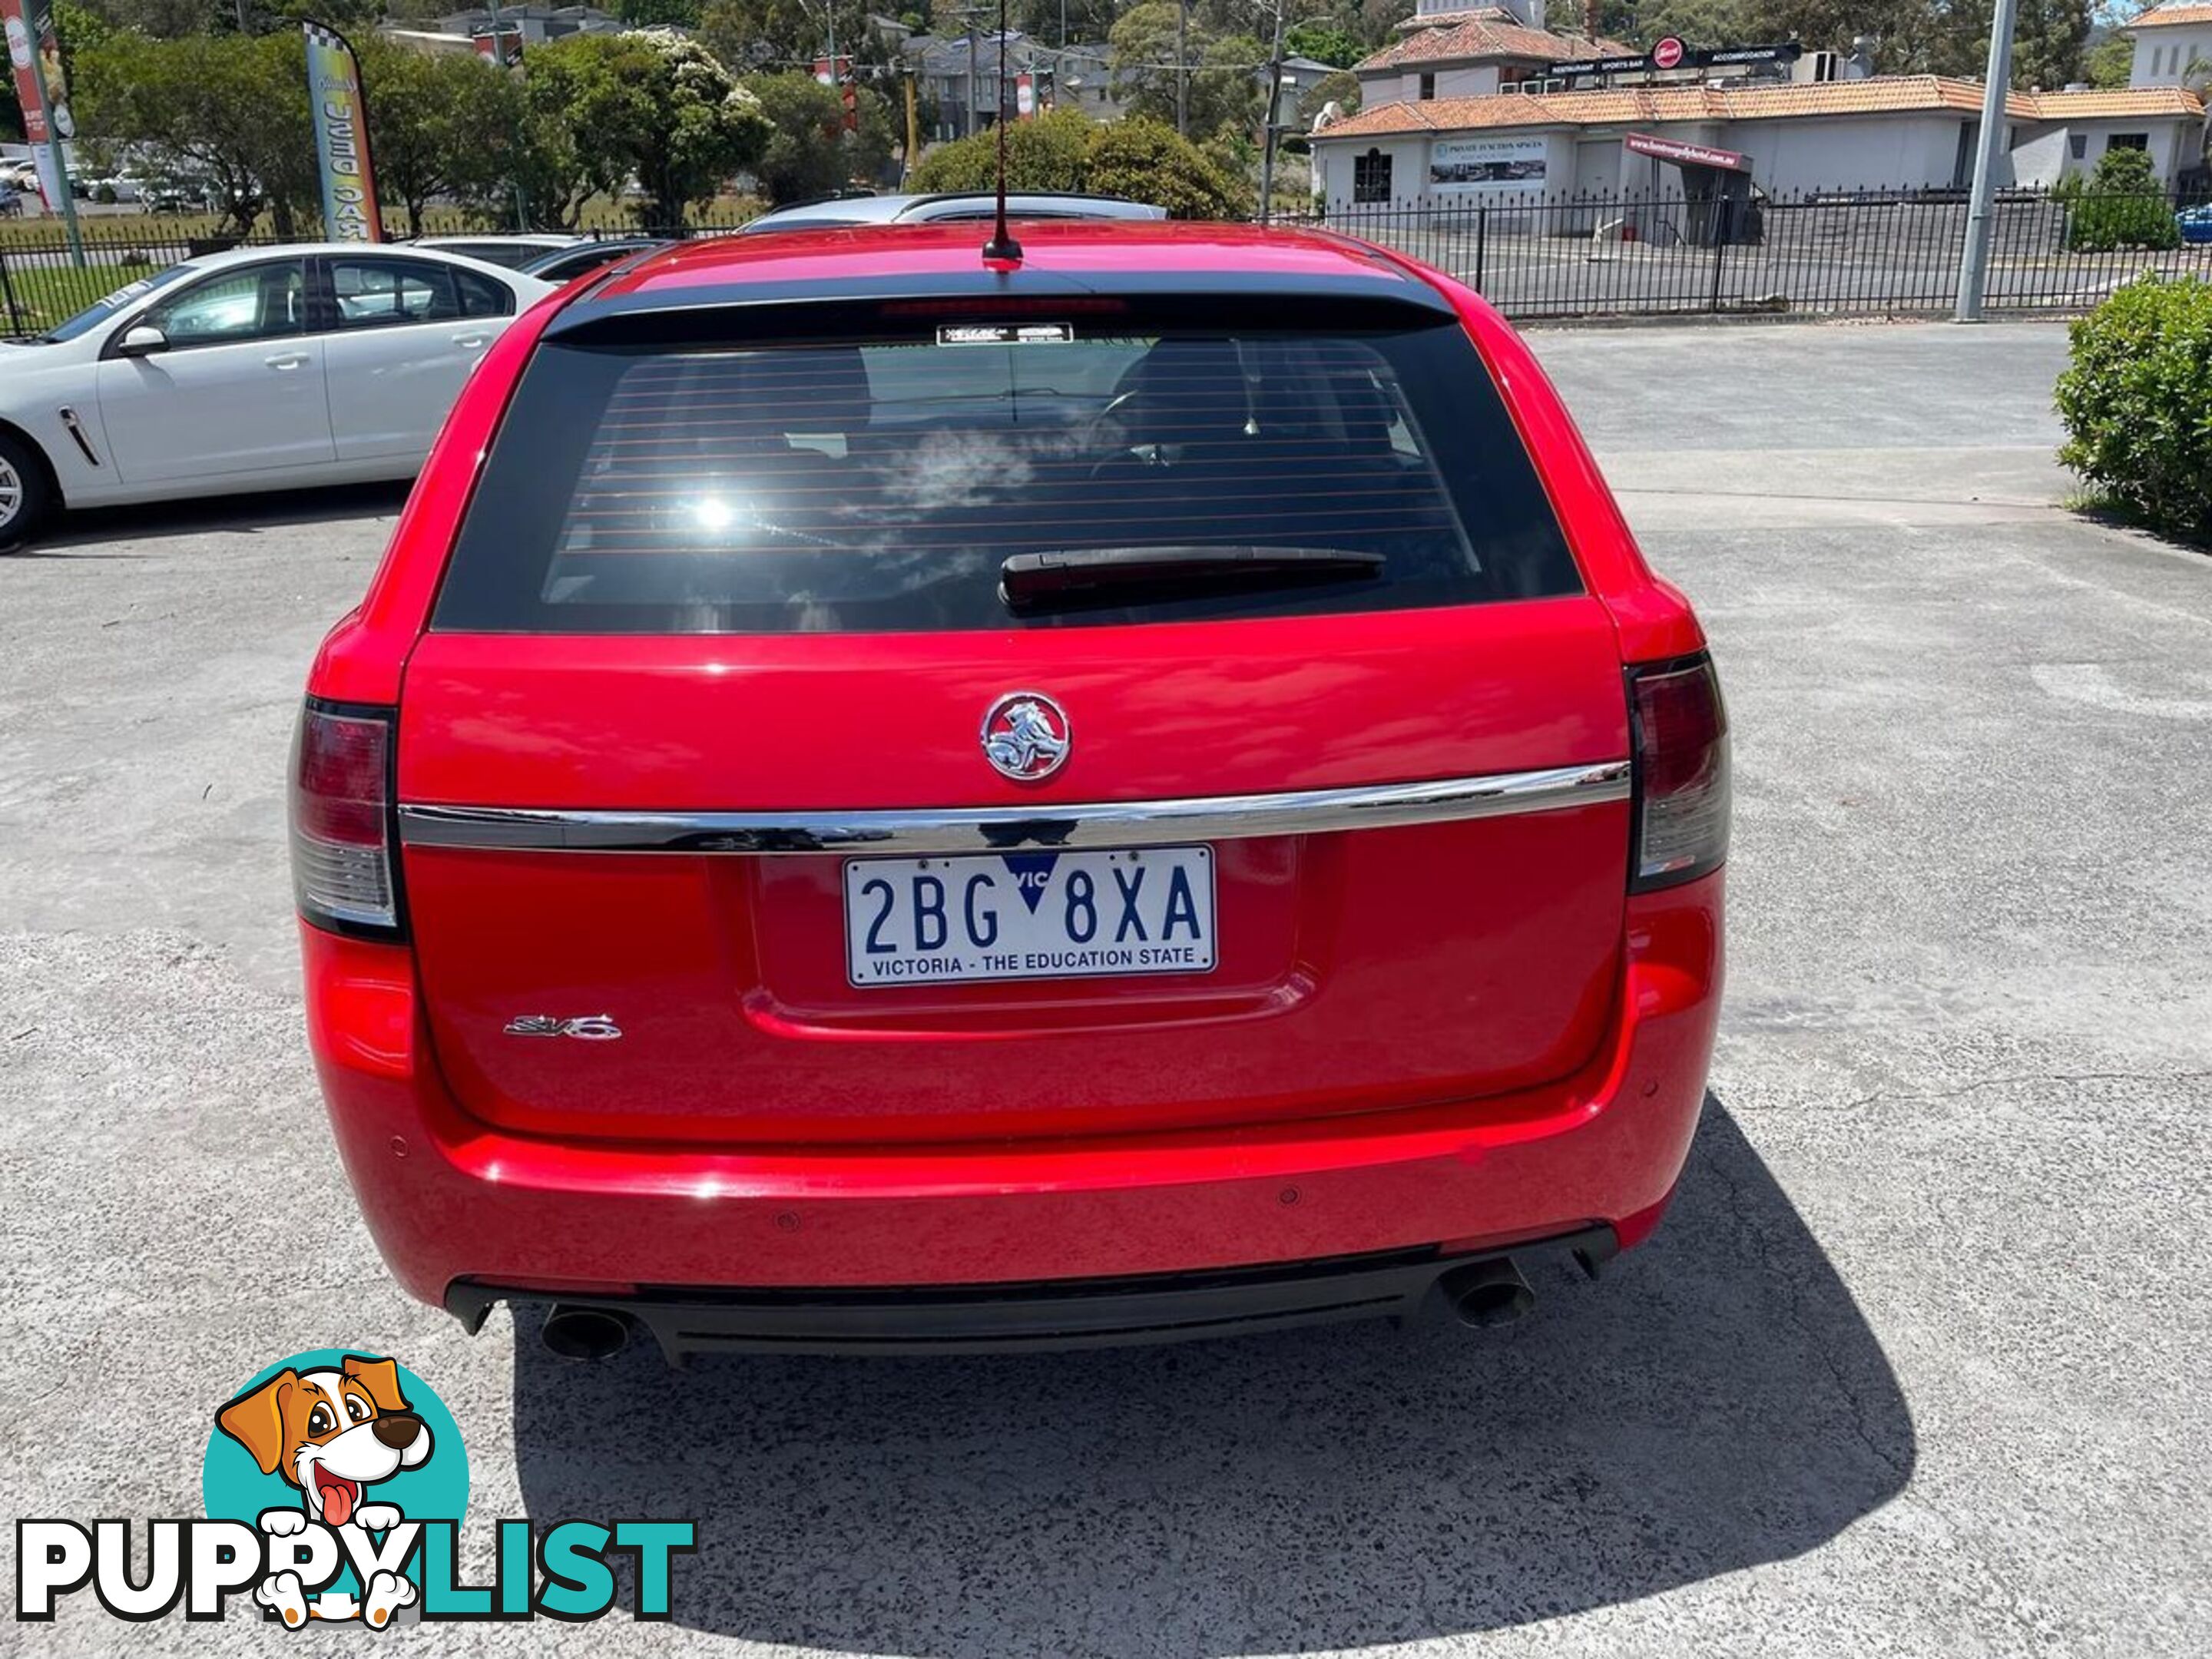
[{"left": 215, "top": 1355, "right": 432, "bottom": 1628}]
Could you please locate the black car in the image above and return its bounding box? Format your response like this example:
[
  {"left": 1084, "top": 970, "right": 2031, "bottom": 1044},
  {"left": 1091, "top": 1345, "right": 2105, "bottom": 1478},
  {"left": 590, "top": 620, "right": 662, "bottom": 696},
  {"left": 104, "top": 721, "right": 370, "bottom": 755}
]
[{"left": 516, "top": 238, "right": 671, "bottom": 283}]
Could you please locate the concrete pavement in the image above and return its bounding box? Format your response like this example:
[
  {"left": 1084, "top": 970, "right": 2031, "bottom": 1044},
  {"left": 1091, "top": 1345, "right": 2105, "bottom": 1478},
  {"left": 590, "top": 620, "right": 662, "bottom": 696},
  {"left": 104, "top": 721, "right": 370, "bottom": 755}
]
[{"left": 2, "top": 320, "right": 2207, "bottom": 1656}]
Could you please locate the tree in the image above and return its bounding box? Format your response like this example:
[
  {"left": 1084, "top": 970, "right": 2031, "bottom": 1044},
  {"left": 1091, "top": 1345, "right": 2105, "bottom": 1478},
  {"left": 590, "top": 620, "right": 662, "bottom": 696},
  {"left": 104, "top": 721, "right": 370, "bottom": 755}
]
[
  {"left": 1286, "top": 24, "right": 1362, "bottom": 68},
  {"left": 908, "top": 107, "right": 1249, "bottom": 217},
  {"left": 744, "top": 71, "right": 896, "bottom": 203},
  {"left": 614, "top": 0, "right": 704, "bottom": 24},
  {"left": 2084, "top": 31, "right": 2134, "bottom": 89},
  {"left": 1110, "top": 1, "right": 1264, "bottom": 136},
  {"left": 74, "top": 28, "right": 318, "bottom": 234},
  {"left": 355, "top": 38, "right": 524, "bottom": 234},
  {"left": 1089, "top": 116, "right": 1253, "bottom": 217},
  {"left": 522, "top": 31, "right": 771, "bottom": 227},
  {"left": 1752, "top": 0, "right": 2089, "bottom": 88},
  {"left": 700, "top": 0, "right": 900, "bottom": 74},
  {"left": 908, "top": 104, "right": 1097, "bottom": 190},
  {"left": 2065, "top": 143, "right": 2180, "bottom": 251},
  {"left": 1012, "top": 0, "right": 1118, "bottom": 44}
]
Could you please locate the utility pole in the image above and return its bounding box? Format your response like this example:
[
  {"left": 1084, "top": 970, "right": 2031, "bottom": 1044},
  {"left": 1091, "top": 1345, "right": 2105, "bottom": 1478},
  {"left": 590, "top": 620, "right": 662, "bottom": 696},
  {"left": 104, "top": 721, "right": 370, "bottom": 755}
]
[
  {"left": 1954, "top": 0, "right": 2019, "bottom": 322},
  {"left": 1175, "top": 0, "right": 1188, "bottom": 136},
  {"left": 1258, "top": 0, "right": 1286, "bottom": 224}
]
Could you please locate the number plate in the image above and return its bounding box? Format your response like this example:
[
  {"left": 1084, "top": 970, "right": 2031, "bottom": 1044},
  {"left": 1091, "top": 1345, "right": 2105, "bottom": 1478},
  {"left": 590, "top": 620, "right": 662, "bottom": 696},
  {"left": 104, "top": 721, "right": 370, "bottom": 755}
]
[{"left": 843, "top": 846, "right": 1217, "bottom": 988}]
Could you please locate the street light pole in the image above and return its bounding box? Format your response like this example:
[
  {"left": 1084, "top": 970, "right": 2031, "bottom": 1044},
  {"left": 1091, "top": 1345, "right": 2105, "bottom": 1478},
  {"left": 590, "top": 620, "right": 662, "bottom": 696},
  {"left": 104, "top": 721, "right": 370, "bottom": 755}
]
[{"left": 1954, "top": 0, "right": 2019, "bottom": 322}]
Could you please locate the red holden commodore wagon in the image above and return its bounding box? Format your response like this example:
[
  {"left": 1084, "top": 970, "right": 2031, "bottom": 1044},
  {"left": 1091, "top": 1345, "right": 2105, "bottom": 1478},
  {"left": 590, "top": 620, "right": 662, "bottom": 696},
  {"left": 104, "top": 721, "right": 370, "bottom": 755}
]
[{"left": 292, "top": 221, "right": 1726, "bottom": 1361}]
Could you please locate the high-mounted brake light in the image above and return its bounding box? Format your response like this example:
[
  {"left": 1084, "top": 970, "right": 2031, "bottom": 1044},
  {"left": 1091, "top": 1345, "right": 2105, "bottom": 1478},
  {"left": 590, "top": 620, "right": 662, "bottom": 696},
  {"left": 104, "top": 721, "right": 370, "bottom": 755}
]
[
  {"left": 1628, "top": 655, "right": 1730, "bottom": 890},
  {"left": 290, "top": 700, "right": 402, "bottom": 935}
]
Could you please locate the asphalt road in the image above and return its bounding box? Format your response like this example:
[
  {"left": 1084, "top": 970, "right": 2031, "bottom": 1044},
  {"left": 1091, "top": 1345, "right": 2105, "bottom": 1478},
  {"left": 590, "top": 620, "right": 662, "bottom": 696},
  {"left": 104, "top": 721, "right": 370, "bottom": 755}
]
[{"left": 3, "top": 321, "right": 2209, "bottom": 1656}]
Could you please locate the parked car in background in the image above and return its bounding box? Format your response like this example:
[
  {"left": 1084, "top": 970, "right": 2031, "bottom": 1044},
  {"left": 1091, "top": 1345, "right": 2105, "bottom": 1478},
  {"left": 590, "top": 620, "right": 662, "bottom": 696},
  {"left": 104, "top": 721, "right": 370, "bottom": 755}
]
[
  {"left": 2178, "top": 204, "right": 2212, "bottom": 245},
  {"left": 413, "top": 233, "right": 588, "bottom": 270},
  {"left": 740, "top": 192, "right": 1167, "bottom": 233},
  {"left": 0, "top": 244, "right": 554, "bottom": 546},
  {"left": 516, "top": 237, "right": 670, "bottom": 284},
  {"left": 291, "top": 222, "right": 1727, "bottom": 1363}
]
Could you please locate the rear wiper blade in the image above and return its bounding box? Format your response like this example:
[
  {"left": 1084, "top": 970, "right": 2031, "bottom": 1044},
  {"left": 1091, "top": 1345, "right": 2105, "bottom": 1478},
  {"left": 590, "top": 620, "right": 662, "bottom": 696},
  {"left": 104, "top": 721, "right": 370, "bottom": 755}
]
[{"left": 1000, "top": 545, "right": 1385, "bottom": 611}]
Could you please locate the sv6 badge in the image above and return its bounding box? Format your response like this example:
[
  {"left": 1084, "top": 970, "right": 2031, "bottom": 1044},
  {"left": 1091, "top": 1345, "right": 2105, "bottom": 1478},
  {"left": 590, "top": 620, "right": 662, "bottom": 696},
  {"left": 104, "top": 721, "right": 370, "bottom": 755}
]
[{"left": 502, "top": 1015, "right": 623, "bottom": 1041}]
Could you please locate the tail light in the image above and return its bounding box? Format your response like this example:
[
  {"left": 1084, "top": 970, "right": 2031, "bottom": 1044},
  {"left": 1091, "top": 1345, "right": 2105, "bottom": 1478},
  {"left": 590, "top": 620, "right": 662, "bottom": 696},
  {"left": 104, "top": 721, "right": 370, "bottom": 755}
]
[
  {"left": 290, "top": 700, "right": 403, "bottom": 936},
  {"left": 1628, "top": 655, "right": 1730, "bottom": 890}
]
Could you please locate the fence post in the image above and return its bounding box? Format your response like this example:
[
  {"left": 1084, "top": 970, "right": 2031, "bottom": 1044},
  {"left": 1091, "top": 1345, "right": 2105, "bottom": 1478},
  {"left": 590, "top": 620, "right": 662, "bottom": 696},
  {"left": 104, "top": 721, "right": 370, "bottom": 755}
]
[
  {"left": 1474, "top": 203, "right": 1487, "bottom": 293},
  {"left": 0, "top": 243, "right": 20, "bottom": 338},
  {"left": 1708, "top": 212, "right": 1727, "bottom": 313}
]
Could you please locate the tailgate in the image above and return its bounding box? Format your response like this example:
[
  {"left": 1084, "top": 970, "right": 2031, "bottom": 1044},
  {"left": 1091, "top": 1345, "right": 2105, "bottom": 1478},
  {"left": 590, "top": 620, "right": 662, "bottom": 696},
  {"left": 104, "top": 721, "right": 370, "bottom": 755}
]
[{"left": 399, "top": 602, "right": 1629, "bottom": 1144}]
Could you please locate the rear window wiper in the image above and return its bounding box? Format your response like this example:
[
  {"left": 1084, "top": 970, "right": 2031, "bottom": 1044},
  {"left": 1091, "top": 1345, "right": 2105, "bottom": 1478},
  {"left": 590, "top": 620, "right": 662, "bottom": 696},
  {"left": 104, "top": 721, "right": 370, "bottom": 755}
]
[{"left": 999, "top": 545, "right": 1385, "bottom": 611}]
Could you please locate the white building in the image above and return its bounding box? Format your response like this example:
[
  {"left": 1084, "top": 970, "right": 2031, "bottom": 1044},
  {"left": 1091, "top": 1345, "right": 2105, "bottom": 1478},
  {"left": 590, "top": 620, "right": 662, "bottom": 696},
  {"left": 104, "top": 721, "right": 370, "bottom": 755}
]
[
  {"left": 434, "top": 5, "right": 619, "bottom": 45},
  {"left": 1353, "top": 4, "right": 1629, "bottom": 107},
  {"left": 2125, "top": 2, "right": 2212, "bottom": 88},
  {"left": 1312, "top": 77, "right": 2207, "bottom": 207}
]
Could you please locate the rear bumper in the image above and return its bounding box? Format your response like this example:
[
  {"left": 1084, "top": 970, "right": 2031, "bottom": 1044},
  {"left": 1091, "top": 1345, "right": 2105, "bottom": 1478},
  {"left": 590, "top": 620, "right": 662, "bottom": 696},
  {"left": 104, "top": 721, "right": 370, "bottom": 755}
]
[
  {"left": 303, "top": 873, "right": 1721, "bottom": 1329},
  {"left": 451, "top": 1227, "right": 1618, "bottom": 1359}
]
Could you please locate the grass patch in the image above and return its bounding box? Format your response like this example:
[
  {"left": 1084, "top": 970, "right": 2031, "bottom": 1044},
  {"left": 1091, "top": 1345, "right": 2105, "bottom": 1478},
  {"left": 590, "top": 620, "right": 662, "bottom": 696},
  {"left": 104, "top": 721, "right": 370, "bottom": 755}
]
[{"left": 0, "top": 262, "right": 157, "bottom": 333}]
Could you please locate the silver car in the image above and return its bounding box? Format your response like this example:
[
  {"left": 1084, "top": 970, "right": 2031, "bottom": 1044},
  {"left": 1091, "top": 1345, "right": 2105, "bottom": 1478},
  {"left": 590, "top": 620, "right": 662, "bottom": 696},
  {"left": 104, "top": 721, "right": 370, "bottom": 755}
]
[{"left": 740, "top": 192, "right": 1166, "bottom": 233}]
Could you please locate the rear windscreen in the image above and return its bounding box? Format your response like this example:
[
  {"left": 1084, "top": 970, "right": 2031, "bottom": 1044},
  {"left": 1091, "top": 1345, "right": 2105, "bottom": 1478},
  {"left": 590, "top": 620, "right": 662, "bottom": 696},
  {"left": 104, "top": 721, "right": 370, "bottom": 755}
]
[{"left": 432, "top": 301, "right": 1581, "bottom": 634}]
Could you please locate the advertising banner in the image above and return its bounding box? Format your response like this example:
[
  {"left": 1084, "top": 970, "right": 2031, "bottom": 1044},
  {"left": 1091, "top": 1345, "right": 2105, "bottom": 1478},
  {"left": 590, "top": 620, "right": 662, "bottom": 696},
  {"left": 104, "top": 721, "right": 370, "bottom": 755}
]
[
  {"left": 1625, "top": 131, "right": 1750, "bottom": 172},
  {"left": 303, "top": 23, "right": 382, "bottom": 242},
  {"left": 2, "top": 0, "right": 75, "bottom": 213},
  {"left": 1429, "top": 135, "right": 1548, "bottom": 193}
]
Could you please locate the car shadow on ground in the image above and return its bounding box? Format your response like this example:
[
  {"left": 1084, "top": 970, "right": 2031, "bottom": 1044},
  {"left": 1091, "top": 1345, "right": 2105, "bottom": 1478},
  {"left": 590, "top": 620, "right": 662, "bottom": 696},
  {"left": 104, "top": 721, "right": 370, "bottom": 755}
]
[
  {"left": 26, "top": 481, "right": 412, "bottom": 550},
  {"left": 509, "top": 1095, "right": 1912, "bottom": 1654}
]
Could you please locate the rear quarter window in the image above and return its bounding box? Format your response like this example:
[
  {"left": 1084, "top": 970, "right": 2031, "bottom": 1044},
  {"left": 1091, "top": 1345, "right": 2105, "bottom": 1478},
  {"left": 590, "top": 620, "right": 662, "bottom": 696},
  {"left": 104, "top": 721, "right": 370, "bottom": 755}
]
[{"left": 432, "top": 296, "right": 1580, "bottom": 634}]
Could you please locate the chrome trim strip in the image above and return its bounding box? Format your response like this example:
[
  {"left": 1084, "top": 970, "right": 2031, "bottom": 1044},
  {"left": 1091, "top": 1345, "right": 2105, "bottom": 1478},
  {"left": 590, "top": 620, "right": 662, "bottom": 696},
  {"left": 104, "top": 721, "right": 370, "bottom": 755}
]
[{"left": 397, "top": 762, "right": 1631, "bottom": 856}]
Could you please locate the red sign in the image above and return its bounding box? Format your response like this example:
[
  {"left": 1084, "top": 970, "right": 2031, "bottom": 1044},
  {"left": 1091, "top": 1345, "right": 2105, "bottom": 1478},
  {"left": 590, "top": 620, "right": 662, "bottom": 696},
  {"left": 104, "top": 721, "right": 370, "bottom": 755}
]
[
  {"left": 1651, "top": 36, "right": 1684, "bottom": 70},
  {"left": 1624, "top": 130, "right": 1750, "bottom": 172},
  {"left": 2, "top": 0, "right": 74, "bottom": 209}
]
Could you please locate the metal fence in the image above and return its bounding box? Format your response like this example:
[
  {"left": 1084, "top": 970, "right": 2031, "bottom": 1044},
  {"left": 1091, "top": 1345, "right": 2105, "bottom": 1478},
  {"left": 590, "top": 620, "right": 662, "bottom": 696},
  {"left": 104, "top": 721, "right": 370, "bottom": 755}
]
[
  {"left": 2, "top": 187, "right": 2207, "bottom": 336},
  {"left": 1301, "top": 187, "right": 2212, "bottom": 320}
]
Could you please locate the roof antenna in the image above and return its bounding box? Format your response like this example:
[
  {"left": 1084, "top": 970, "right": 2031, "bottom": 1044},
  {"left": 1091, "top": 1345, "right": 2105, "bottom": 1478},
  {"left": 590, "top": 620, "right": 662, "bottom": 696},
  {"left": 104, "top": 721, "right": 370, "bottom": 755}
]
[{"left": 980, "top": 0, "right": 1022, "bottom": 268}]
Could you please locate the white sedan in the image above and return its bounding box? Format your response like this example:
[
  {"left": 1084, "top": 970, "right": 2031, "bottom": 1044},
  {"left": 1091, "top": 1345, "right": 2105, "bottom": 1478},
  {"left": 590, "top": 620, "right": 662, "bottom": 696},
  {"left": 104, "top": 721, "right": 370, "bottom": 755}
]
[{"left": 0, "top": 242, "right": 554, "bottom": 545}]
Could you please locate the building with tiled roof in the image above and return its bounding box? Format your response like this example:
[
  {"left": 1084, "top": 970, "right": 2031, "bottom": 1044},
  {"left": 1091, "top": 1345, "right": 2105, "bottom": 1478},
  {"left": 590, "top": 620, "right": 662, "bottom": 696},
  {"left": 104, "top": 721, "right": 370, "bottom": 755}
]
[
  {"left": 1311, "top": 71, "right": 2207, "bottom": 207},
  {"left": 2123, "top": 2, "right": 2212, "bottom": 89},
  {"left": 1353, "top": 3, "right": 1633, "bottom": 108}
]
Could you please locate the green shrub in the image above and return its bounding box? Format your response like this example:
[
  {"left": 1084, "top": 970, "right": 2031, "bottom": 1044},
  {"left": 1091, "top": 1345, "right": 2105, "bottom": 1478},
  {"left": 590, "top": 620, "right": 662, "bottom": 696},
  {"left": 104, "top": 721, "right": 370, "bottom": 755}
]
[
  {"left": 2065, "top": 145, "right": 2181, "bottom": 252},
  {"left": 2055, "top": 273, "right": 2212, "bottom": 544},
  {"left": 909, "top": 110, "right": 1248, "bottom": 220}
]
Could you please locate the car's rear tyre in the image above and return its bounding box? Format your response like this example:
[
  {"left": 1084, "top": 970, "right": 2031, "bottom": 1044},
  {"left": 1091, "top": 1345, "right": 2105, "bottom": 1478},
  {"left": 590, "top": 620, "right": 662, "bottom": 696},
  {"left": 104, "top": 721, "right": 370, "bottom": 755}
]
[{"left": 0, "top": 432, "right": 53, "bottom": 551}]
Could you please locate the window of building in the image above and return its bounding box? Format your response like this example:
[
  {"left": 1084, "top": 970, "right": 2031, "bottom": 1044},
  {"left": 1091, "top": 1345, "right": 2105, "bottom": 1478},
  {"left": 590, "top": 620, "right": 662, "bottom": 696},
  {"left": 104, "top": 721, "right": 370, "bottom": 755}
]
[
  {"left": 1353, "top": 147, "right": 1392, "bottom": 203},
  {"left": 2068, "top": 134, "right": 2088, "bottom": 161},
  {"left": 2108, "top": 131, "right": 2149, "bottom": 151},
  {"left": 1419, "top": 72, "right": 1435, "bottom": 100}
]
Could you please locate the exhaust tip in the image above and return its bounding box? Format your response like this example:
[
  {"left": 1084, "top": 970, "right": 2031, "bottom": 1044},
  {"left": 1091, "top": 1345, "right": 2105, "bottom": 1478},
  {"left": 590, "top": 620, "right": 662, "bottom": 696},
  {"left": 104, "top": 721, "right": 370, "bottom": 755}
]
[
  {"left": 1439, "top": 1259, "right": 1535, "bottom": 1329},
  {"left": 540, "top": 1305, "right": 633, "bottom": 1362}
]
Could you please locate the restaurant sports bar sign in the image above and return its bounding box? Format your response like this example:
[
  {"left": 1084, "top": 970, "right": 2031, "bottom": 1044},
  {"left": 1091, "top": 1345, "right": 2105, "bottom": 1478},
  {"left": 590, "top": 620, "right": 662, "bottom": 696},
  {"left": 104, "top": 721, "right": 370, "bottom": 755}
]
[{"left": 1548, "top": 39, "right": 1802, "bottom": 80}]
